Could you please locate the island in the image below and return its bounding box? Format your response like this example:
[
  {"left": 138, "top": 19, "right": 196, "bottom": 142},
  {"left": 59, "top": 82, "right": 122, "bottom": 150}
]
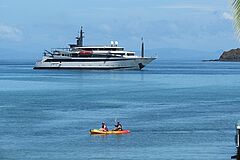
[{"left": 219, "top": 48, "right": 240, "bottom": 61}]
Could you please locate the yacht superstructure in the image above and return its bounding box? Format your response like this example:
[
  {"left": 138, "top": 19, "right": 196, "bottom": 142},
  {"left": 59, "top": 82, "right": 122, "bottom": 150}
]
[{"left": 33, "top": 27, "right": 156, "bottom": 70}]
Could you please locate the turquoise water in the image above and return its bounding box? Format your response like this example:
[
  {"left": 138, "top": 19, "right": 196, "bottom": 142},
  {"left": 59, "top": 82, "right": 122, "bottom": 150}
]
[{"left": 0, "top": 60, "right": 240, "bottom": 159}]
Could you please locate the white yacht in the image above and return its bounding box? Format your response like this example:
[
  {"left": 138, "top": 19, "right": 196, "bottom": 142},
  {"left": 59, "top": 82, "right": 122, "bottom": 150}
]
[{"left": 33, "top": 27, "right": 156, "bottom": 70}]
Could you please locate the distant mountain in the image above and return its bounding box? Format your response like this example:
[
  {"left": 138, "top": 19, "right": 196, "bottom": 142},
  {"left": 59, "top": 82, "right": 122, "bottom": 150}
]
[
  {"left": 0, "top": 47, "right": 222, "bottom": 61},
  {"left": 0, "top": 48, "right": 38, "bottom": 62},
  {"left": 144, "top": 48, "right": 222, "bottom": 60}
]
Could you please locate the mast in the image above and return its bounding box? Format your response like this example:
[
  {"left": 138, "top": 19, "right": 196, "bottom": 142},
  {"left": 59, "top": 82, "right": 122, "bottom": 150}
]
[
  {"left": 76, "top": 26, "right": 84, "bottom": 47},
  {"left": 141, "top": 37, "right": 144, "bottom": 58}
]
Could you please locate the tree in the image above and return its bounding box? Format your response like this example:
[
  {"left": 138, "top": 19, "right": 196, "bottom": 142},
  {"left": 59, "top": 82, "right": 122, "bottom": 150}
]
[{"left": 232, "top": 0, "right": 240, "bottom": 39}]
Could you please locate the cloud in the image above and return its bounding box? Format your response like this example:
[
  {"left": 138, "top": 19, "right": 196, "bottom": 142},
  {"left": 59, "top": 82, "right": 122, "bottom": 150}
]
[
  {"left": 0, "top": 24, "right": 23, "bottom": 41},
  {"left": 222, "top": 12, "right": 233, "bottom": 20}
]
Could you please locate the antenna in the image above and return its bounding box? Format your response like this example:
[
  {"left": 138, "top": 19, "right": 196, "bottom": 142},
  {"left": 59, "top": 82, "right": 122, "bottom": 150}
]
[{"left": 141, "top": 37, "right": 144, "bottom": 58}]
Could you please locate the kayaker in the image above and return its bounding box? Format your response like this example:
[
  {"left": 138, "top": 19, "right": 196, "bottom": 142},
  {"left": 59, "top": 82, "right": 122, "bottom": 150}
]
[
  {"left": 113, "top": 121, "right": 123, "bottom": 131},
  {"left": 99, "top": 122, "right": 108, "bottom": 131}
]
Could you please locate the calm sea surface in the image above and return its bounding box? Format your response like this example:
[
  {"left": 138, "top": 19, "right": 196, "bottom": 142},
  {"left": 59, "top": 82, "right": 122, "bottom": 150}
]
[{"left": 0, "top": 60, "right": 240, "bottom": 160}]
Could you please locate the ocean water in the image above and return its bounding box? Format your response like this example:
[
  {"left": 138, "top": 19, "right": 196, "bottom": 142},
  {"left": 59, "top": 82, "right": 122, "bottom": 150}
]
[{"left": 0, "top": 60, "right": 240, "bottom": 160}]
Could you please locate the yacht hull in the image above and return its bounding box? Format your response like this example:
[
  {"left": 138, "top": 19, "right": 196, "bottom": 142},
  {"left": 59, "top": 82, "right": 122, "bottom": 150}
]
[{"left": 33, "top": 57, "right": 155, "bottom": 70}]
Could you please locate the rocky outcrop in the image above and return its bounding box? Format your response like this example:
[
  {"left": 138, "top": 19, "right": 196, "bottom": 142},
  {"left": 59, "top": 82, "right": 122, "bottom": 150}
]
[{"left": 219, "top": 48, "right": 240, "bottom": 61}]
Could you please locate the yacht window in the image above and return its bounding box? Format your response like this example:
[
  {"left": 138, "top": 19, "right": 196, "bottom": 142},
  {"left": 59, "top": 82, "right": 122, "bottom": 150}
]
[
  {"left": 116, "top": 48, "right": 124, "bottom": 51},
  {"left": 127, "top": 53, "right": 134, "bottom": 56}
]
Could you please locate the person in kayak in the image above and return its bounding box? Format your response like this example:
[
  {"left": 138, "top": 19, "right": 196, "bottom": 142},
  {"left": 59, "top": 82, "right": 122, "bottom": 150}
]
[
  {"left": 113, "top": 121, "right": 123, "bottom": 131},
  {"left": 99, "top": 122, "right": 108, "bottom": 131}
]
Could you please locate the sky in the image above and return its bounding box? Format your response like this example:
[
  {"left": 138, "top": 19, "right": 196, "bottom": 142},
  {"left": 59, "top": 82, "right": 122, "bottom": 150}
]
[{"left": 0, "top": 0, "right": 239, "bottom": 60}]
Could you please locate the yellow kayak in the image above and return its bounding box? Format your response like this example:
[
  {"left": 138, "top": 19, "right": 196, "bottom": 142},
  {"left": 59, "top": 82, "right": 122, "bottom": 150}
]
[{"left": 90, "top": 129, "right": 130, "bottom": 135}]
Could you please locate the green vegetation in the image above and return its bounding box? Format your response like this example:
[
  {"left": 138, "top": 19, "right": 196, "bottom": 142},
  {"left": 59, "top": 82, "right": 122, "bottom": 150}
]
[{"left": 232, "top": 0, "right": 240, "bottom": 38}]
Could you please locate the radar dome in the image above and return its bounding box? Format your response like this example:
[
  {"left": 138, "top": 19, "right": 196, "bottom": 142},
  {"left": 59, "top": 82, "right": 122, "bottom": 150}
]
[{"left": 111, "top": 41, "right": 114, "bottom": 46}]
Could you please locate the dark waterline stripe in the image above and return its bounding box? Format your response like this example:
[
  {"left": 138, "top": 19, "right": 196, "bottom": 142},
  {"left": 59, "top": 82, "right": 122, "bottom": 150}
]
[
  {"left": 44, "top": 58, "right": 135, "bottom": 62},
  {"left": 33, "top": 66, "right": 140, "bottom": 70}
]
